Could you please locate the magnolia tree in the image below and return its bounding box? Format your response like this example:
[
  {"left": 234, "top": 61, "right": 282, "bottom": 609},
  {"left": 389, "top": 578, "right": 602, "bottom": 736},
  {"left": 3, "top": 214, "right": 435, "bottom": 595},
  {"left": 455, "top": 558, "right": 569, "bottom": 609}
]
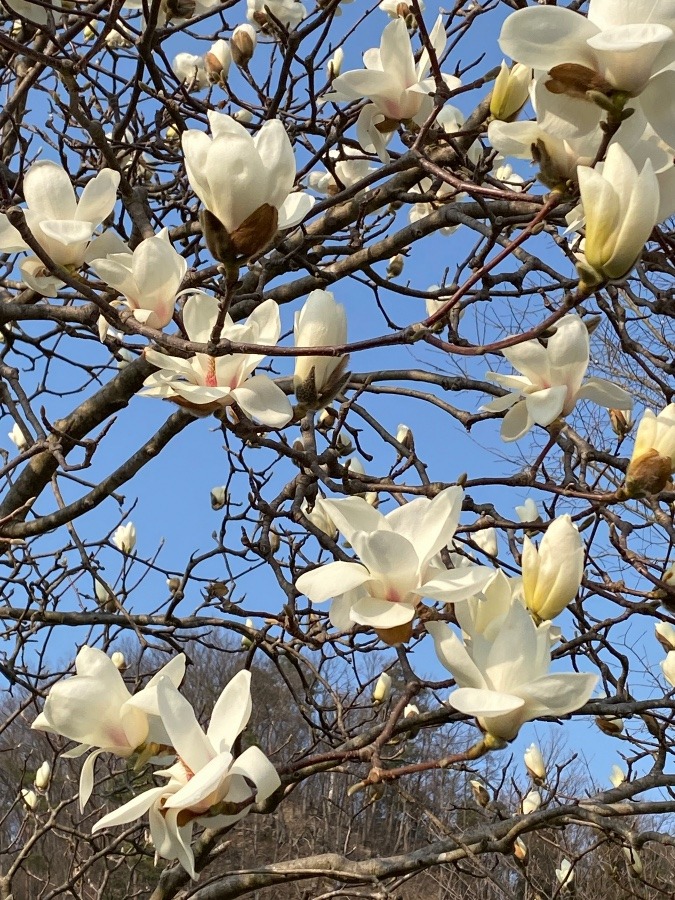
[{"left": 4, "top": 0, "right": 675, "bottom": 897}]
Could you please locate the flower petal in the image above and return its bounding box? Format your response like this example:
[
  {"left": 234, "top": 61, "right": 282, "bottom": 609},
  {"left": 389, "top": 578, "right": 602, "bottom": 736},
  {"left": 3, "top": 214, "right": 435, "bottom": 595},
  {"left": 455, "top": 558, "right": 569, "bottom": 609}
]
[
  {"left": 157, "top": 677, "right": 214, "bottom": 774},
  {"left": 231, "top": 375, "right": 293, "bottom": 427},
  {"left": 207, "top": 670, "right": 252, "bottom": 753},
  {"left": 296, "top": 561, "right": 371, "bottom": 603}
]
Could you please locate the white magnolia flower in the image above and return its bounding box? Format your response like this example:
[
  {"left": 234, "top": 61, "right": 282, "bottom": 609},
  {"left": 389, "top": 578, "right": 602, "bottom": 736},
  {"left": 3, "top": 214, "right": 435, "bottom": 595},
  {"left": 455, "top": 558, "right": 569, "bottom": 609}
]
[
  {"left": 522, "top": 515, "right": 584, "bottom": 621},
  {"left": 89, "top": 229, "right": 187, "bottom": 331},
  {"left": 403, "top": 703, "right": 419, "bottom": 718},
  {"left": 556, "top": 858, "right": 574, "bottom": 888},
  {"left": 296, "top": 487, "right": 494, "bottom": 635},
  {"left": 490, "top": 61, "right": 531, "bottom": 121},
  {"left": 111, "top": 651, "right": 126, "bottom": 670},
  {"left": 8, "top": 422, "right": 28, "bottom": 451},
  {"left": 482, "top": 314, "right": 633, "bottom": 442},
  {"left": 0, "top": 161, "right": 120, "bottom": 297},
  {"left": 609, "top": 763, "right": 626, "bottom": 787},
  {"left": 293, "top": 289, "right": 348, "bottom": 409},
  {"left": 308, "top": 148, "right": 376, "bottom": 196},
  {"left": 210, "top": 485, "right": 228, "bottom": 510},
  {"left": 32, "top": 647, "right": 186, "bottom": 809},
  {"left": 182, "top": 112, "right": 314, "bottom": 259},
  {"left": 515, "top": 498, "right": 539, "bottom": 523},
  {"left": 21, "top": 788, "right": 38, "bottom": 810},
  {"left": 327, "top": 47, "right": 344, "bottom": 80},
  {"left": 524, "top": 743, "right": 546, "bottom": 782},
  {"left": 373, "top": 671, "right": 392, "bottom": 703},
  {"left": 521, "top": 789, "right": 541, "bottom": 815},
  {"left": 113, "top": 522, "right": 137, "bottom": 554},
  {"left": 92, "top": 671, "right": 281, "bottom": 880},
  {"left": 655, "top": 621, "right": 675, "bottom": 651},
  {"left": 661, "top": 650, "right": 675, "bottom": 686},
  {"left": 470, "top": 779, "right": 490, "bottom": 807},
  {"left": 379, "top": 0, "right": 424, "bottom": 18},
  {"left": 142, "top": 293, "right": 293, "bottom": 427},
  {"left": 246, "top": 0, "right": 307, "bottom": 31},
  {"left": 576, "top": 143, "right": 659, "bottom": 286},
  {"left": 34, "top": 761, "right": 51, "bottom": 790},
  {"left": 172, "top": 52, "right": 209, "bottom": 89},
  {"left": 328, "top": 17, "right": 460, "bottom": 162},
  {"left": 231, "top": 24, "right": 257, "bottom": 66},
  {"left": 500, "top": 0, "right": 675, "bottom": 149},
  {"left": 625, "top": 404, "right": 675, "bottom": 496},
  {"left": 428, "top": 598, "right": 597, "bottom": 740},
  {"left": 205, "top": 39, "right": 231, "bottom": 82}
]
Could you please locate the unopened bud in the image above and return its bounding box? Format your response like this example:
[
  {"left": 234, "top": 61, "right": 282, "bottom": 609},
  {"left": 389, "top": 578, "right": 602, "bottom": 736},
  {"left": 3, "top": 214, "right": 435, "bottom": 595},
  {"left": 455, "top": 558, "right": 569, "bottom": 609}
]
[
  {"left": 403, "top": 703, "right": 419, "bottom": 718},
  {"left": 21, "top": 788, "right": 37, "bottom": 810},
  {"left": 470, "top": 779, "right": 490, "bottom": 807},
  {"left": 167, "top": 577, "right": 181, "bottom": 593},
  {"left": 111, "top": 651, "right": 126, "bottom": 671},
  {"left": 523, "top": 743, "right": 546, "bottom": 784},
  {"left": 205, "top": 39, "right": 231, "bottom": 83},
  {"left": 521, "top": 789, "right": 541, "bottom": 815},
  {"left": 623, "top": 845, "right": 643, "bottom": 878},
  {"left": 241, "top": 618, "right": 254, "bottom": 649},
  {"left": 514, "top": 837, "right": 528, "bottom": 862},
  {"left": 387, "top": 254, "right": 404, "bottom": 279},
  {"left": 105, "top": 28, "right": 133, "bottom": 49},
  {"left": 336, "top": 431, "right": 353, "bottom": 454},
  {"left": 395, "top": 423, "right": 413, "bottom": 448},
  {"left": 210, "top": 485, "right": 228, "bottom": 510},
  {"left": 365, "top": 491, "right": 379, "bottom": 507},
  {"left": 269, "top": 529, "right": 280, "bottom": 553},
  {"left": 165, "top": 124, "right": 180, "bottom": 142},
  {"left": 83, "top": 23, "right": 97, "bottom": 41},
  {"left": 609, "top": 408, "right": 632, "bottom": 438},
  {"left": 595, "top": 714, "right": 624, "bottom": 735},
  {"left": 10, "top": 20, "right": 22, "bottom": 39},
  {"left": 625, "top": 449, "right": 672, "bottom": 498},
  {"left": 609, "top": 764, "right": 625, "bottom": 788},
  {"left": 372, "top": 672, "right": 392, "bottom": 704},
  {"left": 656, "top": 620, "right": 675, "bottom": 651},
  {"left": 231, "top": 24, "right": 256, "bottom": 67},
  {"left": 233, "top": 109, "right": 254, "bottom": 124},
  {"left": 327, "top": 47, "right": 344, "bottom": 80},
  {"left": 34, "top": 762, "right": 51, "bottom": 790},
  {"left": 95, "top": 579, "right": 116, "bottom": 611}
]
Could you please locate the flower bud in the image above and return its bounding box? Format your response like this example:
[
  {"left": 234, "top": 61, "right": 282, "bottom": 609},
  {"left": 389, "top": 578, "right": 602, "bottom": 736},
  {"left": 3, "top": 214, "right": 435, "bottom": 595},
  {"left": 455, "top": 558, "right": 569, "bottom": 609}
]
[
  {"left": 473, "top": 526, "right": 498, "bottom": 559},
  {"left": 10, "top": 20, "right": 22, "bottom": 39},
  {"left": 165, "top": 124, "right": 180, "bottom": 142},
  {"left": 113, "top": 522, "right": 136, "bottom": 554},
  {"left": 34, "top": 762, "right": 51, "bottom": 790},
  {"left": 105, "top": 28, "right": 133, "bottom": 49},
  {"left": 242, "top": 618, "right": 254, "bottom": 649},
  {"left": 514, "top": 837, "right": 528, "bottom": 862},
  {"left": 327, "top": 47, "right": 344, "bottom": 80},
  {"left": 8, "top": 422, "right": 28, "bottom": 451},
  {"left": 609, "top": 407, "right": 632, "bottom": 438},
  {"left": 111, "top": 651, "right": 126, "bottom": 671},
  {"left": 372, "top": 672, "right": 392, "bottom": 704},
  {"left": 231, "top": 24, "right": 256, "bottom": 67},
  {"left": 205, "top": 39, "right": 231, "bottom": 83},
  {"left": 269, "top": 529, "right": 280, "bottom": 553},
  {"left": 21, "top": 788, "right": 37, "bottom": 810},
  {"left": 623, "top": 845, "right": 643, "bottom": 878},
  {"left": 83, "top": 23, "right": 98, "bottom": 41},
  {"left": 386, "top": 254, "right": 404, "bottom": 279},
  {"left": 172, "top": 52, "right": 208, "bottom": 90},
  {"left": 625, "top": 406, "right": 675, "bottom": 497},
  {"left": 609, "top": 764, "right": 625, "bottom": 788},
  {"left": 661, "top": 650, "right": 675, "bottom": 687},
  {"left": 490, "top": 61, "right": 531, "bottom": 121},
  {"left": 94, "top": 579, "right": 116, "bottom": 611},
  {"left": 210, "top": 485, "right": 228, "bottom": 510},
  {"left": 522, "top": 515, "right": 584, "bottom": 621},
  {"left": 365, "top": 491, "right": 379, "bottom": 507},
  {"left": 293, "top": 290, "right": 349, "bottom": 412},
  {"left": 515, "top": 498, "right": 540, "bottom": 524},
  {"left": 395, "top": 423, "right": 413, "bottom": 448},
  {"left": 521, "top": 789, "right": 541, "bottom": 815},
  {"left": 470, "top": 779, "right": 490, "bottom": 807},
  {"left": 656, "top": 621, "right": 675, "bottom": 651},
  {"left": 595, "top": 714, "right": 624, "bottom": 735},
  {"left": 523, "top": 743, "right": 546, "bottom": 783},
  {"left": 233, "top": 109, "right": 254, "bottom": 124}
]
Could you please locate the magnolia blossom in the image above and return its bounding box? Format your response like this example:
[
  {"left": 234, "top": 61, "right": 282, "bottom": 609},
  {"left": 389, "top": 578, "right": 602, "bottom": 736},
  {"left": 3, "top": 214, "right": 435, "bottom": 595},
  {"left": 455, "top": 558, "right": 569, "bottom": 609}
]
[
  {"left": 609, "top": 764, "right": 626, "bottom": 787},
  {"left": 308, "top": 148, "right": 376, "bottom": 196},
  {"left": 655, "top": 621, "right": 675, "bottom": 651},
  {"left": 5, "top": 0, "right": 63, "bottom": 25},
  {"left": 428, "top": 598, "right": 597, "bottom": 740},
  {"left": 661, "top": 650, "right": 675, "bottom": 687},
  {"left": 625, "top": 404, "right": 675, "bottom": 496},
  {"left": 328, "top": 17, "right": 460, "bottom": 162},
  {"left": 524, "top": 743, "right": 546, "bottom": 782},
  {"left": 490, "top": 61, "right": 531, "bottom": 121},
  {"left": 32, "top": 648, "right": 186, "bottom": 808},
  {"left": 521, "top": 789, "right": 541, "bottom": 815},
  {"left": 379, "top": 0, "right": 424, "bottom": 18},
  {"left": 205, "top": 40, "right": 231, "bottom": 82},
  {"left": 34, "top": 761, "right": 51, "bottom": 790},
  {"left": 296, "top": 487, "right": 494, "bottom": 637},
  {"left": 293, "top": 290, "right": 348, "bottom": 410},
  {"left": 113, "top": 522, "right": 137, "bottom": 553},
  {"left": 210, "top": 485, "right": 228, "bottom": 510},
  {"left": 231, "top": 24, "right": 257, "bottom": 66},
  {"left": 90, "top": 229, "right": 187, "bottom": 331},
  {"left": 576, "top": 143, "right": 659, "bottom": 286},
  {"left": 142, "top": 293, "right": 293, "bottom": 427},
  {"left": 470, "top": 779, "right": 490, "bottom": 807},
  {"left": 373, "top": 671, "right": 392, "bottom": 703},
  {"left": 182, "top": 112, "right": 314, "bottom": 259},
  {"left": 515, "top": 498, "right": 539, "bottom": 523},
  {"left": 482, "top": 314, "right": 633, "bottom": 442},
  {"left": 172, "top": 53, "right": 209, "bottom": 89},
  {"left": 0, "top": 160, "right": 121, "bottom": 296},
  {"left": 408, "top": 178, "right": 460, "bottom": 236},
  {"left": 8, "top": 422, "right": 28, "bottom": 451},
  {"left": 92, "top": 671, "right": 281, "bottom": 880},
  {"left": 327, "top": 48, "right": 344, "bottom": 80},
  {"left": 522, "top": 515, "right": 584, "bottom": 621},
  {"left": 556, "top": 859, "right": 574, "bottom": 888},
  {"left": 21, "top": 788, "right": 37, "bottom": 810},
  {"left": 111, "top": 651, "right": 126, "bottom": 670},
  {"left": 246, "top": 0, "right": 307, "bottom": 31}
]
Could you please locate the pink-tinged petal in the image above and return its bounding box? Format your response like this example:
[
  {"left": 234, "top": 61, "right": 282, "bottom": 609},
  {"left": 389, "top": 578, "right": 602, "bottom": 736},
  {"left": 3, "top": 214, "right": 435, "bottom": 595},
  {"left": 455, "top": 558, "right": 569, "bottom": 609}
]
[
  {"left": 228, "top": 745, "right": 281, "bottom": 802},
  {"left": 79, "top": 748, "right": 105, "bottom": 812},
  {"left": 92, "top": 785, "right": 167, "bottom": 833},
  {"left": 296, "top": 561, "right": 371, "bottom": 603},
  {"left": 39, "top": 220, "right": 95, "bottom": 247},
  {"left": 24, "top": 161, "right": 77, "bottom": 221},
  {"left": 322, "top": 496, "right": 385, "bottom": 543},
  {"left": 207, "top": 670, "right": 252, "bottom": 752},
  {"left": 349, "top": 596, "right": 416, "bottom": 628},
  {"left": 448, "top": 686, "right": 525, "bottom": 718},
  {"left": 75, "top": 169, "right": 120, "bottom": 225},
  {"left": 163, "top": 751, "right": 233, "bottom": 811},
  {"left": 254, "top": 119, "right": 296, "bottom": 208},
  {"left": 524, "top": 385, "right": 567, "bottom": 427},
  {"left": 421, "top": 565, "right": 494, "bottom": 604},
  {"left": 278, "top": 191, "right": 315, "bottom": 229},
  {"left": 518, "top": 672, "right": 598, "bottom": 719},
  {"left": 231, "top": 375, "right": 293, "bottom": 427},
  {"left": 425, "top": 620, "right": 485, "bottom": 688},
  {"left": 499, "top": 6, "right": 598, "bottom": 71},
  {"left": 157, "top": 677, "right": 214, "bottom": 774},
  {"left": 576, "top": 377, "right": 633, "bottom": 410},
  {"left": 500, "top": 399, "right": 533, "bottom": 442}
]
